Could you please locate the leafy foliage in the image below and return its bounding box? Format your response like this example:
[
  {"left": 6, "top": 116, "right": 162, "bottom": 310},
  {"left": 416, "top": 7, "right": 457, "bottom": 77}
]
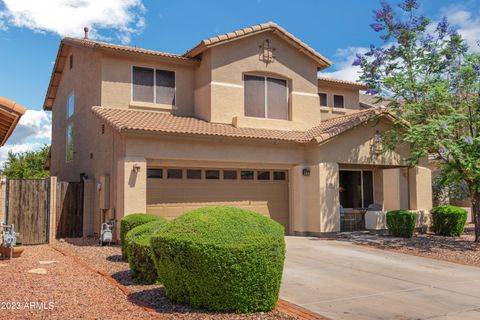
[
  {"left": 120, "top": 213, "right": 162, "bottom": 259},
  {"left": 125, "top": 219, "right": 168, "bottom": 284},
  {"left": 356, "top": 0, "right": 480, "bottom": 240},
  {"left": 431, "top": 205, "right": 468, "bottom": 236},
  {"left": 2, "top": 145, "right": 50, "bottom": 179},
  {"left": 386, "top": 210, "right": 416, "bottom": 237},
  {"left": 150, "top": 206, "right": 285, "bottom": 313}
]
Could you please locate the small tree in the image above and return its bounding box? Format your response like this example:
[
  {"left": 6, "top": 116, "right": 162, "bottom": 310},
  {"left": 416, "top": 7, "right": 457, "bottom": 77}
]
[
  {"left": 355, "top": 0, "right": 480, "bottom": 240},
  {"left": 2, "top": 145, "right": 50, "bottom": 179}
]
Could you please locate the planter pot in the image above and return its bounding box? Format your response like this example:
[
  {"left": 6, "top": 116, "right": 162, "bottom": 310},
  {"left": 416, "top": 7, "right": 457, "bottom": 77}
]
[{"left": 2, "top": 245, "right": 25, "bottom": 258}]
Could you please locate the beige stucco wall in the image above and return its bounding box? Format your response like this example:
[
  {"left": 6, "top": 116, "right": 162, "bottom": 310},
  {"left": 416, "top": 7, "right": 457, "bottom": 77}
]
[{"left": 101, "top": 55, "right": 196, "bottom": 116}]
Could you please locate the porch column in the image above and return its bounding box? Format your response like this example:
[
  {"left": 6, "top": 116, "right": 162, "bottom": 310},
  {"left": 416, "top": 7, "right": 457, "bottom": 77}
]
[
  {"left": 318, "top": 163, "right": 340, "bottom": 233},
  {"left": 116, "top": 157, "right": 147, "bottom": 222},
  {"left": 408, "top": 166, "right": 433, "bottom": 210}
]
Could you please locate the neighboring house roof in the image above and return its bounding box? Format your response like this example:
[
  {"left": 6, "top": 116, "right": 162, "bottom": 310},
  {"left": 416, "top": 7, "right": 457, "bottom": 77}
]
[
  {"left": 359, "top": 94, "right": 393, "bottom": 109},
  {"left": 0, "top": 97, "right": 27, "bottom": 146},
  {"left": 318, "top": 77, "right": 369, "bottom": 90},
  {"left": 92, "top": 106, "right": 385, "bottom": 144},
  {"left": 184, "top": 22, "right": 332, "bottom": 70}
]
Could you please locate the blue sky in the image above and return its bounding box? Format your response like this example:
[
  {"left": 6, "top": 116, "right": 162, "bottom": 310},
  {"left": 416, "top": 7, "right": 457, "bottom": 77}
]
[{"left": 0, "top": 0, "right": 479, "bottom": 164}]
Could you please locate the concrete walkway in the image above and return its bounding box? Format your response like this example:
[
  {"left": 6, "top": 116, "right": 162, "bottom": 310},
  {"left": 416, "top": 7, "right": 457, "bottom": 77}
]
[{"left": 280, "top": 237, "right": 480, "bottom": 320}]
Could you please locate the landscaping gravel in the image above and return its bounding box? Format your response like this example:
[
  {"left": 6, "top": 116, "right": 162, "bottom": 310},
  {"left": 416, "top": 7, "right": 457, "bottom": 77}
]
[
  {"left": 0, "top": 244, "right": 152, "bottom": 320},
  {"left": 54, "top": 237, "right": 296, "bottom": 320},
  {"left": 355, "top": 225, "right": 480, "bottom": 267}
]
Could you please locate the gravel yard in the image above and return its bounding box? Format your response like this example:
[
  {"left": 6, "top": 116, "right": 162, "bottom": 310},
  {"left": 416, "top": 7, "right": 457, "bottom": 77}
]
[
  {"left": 0, "top": 244, "right": 152, "bottom": 320},
  {"left": 54, "top": 238, "right": 297, "bottom": 320},
  {"left": 353, "top": 225, "right": 480, "bottom": 267}
]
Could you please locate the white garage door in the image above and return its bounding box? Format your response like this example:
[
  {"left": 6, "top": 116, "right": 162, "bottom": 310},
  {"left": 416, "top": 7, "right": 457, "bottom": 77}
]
[{"left": 146, "top": 167, "right": 289, "bottom": 232}]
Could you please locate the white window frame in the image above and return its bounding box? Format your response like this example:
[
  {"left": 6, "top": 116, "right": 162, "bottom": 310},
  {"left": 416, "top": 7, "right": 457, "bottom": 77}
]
[
  {"left": 243, "top": 74, "right": 289, "bottom": 120},
  {"left": 333, "top": 94, "right": 345, "bottom": 108},
  {"left": 67, "top": 91, "right": 74, "bottom": 118},
  {"left": 339, "top": 169, "right": 375, "bottom": 208},
  {"left": 318, "top": 92, "right": 328, "bottom": 107},
  {"left": 130, "top": 65, "right": 176, "bottom": 106}
]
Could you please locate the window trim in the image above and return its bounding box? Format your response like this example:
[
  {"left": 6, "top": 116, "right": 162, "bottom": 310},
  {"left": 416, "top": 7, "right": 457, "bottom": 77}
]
[
  {"left": 243, "top": 74, "right": 289, "bottom": 120},
  {"left": 333, "top": 94, "right": 345, "bottom": 108},
  {"left": 130, "top": 65, "right": 176, "bottom": 106},
  {"left": 318, "top": 92, "right": 328, "bottom": 107},
  {"left": 339, "top": 169, "right": 375, "bottom": 209}
]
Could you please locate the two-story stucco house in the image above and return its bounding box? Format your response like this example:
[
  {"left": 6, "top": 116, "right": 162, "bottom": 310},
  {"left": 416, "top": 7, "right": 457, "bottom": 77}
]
[{"left": 44, "top": 22, "right": 432, "bottom": 237}]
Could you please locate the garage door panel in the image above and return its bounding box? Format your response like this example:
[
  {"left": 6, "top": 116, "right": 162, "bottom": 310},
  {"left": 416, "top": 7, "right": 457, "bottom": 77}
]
[{"left": 146, "top": 169, "right": 289, "bottom": 232}]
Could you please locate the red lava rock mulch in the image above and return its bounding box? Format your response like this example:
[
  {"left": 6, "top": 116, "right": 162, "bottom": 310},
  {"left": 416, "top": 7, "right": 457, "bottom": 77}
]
[
  {"left": 0, "top": 244, "right": 152, "bottom": 320},
  {"left": 54, "top": 237, "right": 303, "bottom": 320},
  {"left": 358, "top": 225, "right": 480, "bottom": 267}
]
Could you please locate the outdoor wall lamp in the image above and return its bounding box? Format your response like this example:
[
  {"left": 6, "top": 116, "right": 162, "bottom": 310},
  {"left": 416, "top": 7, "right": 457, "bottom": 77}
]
[
  {"left": 302, "top": 168, "right": 311, "bottom": 176},
  {"left": 132, "top": 164, "right": 141, "bottom": 173}
]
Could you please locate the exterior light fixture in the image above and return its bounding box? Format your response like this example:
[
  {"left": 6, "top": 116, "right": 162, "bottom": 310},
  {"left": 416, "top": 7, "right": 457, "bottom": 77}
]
[
  {"left": 132, "top": 164, "right": 141, "bottom": 173},
  {"left": 302, "top": 168, "right": 310, "bottom": 176}
]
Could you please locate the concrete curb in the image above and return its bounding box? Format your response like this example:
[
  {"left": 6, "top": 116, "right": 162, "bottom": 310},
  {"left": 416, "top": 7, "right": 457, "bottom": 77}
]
[{"left": 50, "top": 243, "right": 329, "bottom": 320}]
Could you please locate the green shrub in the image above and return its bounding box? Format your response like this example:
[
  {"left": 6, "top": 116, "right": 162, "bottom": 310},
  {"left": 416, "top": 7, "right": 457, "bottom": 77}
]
[
  {"left": 431, "top": 205, "right": 467, "bottom": 237},
  {"left": 386, "top": 210, "right": 416, "bottom": 238},
  {"left": 125, "top": 219, "right": 168, "bottom": 283},
  {"left": 150, "top": 206, "right": 285, "bottom": 313},
  {"left": 120, "top": 213, "right": 162, "bottom": 259}
]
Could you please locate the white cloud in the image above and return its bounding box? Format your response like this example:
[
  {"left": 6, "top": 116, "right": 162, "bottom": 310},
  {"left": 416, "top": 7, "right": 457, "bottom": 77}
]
[
  {"left": 0, "top": 0, "right": 145, "bottom": 44},
  {"left": 0, "top": 142, "right": 44, "bottom": 168},
  {"left": 440, "top": 6, "right": 480, "bottom": 51},
  {"left": 8, "top": 110, "right": 51, "bottom": 144},
  {"left": 319, "top": 46, "right": 368, "bottom": 82}
]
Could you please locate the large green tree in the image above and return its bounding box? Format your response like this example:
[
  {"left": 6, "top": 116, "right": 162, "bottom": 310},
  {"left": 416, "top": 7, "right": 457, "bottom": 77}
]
[
  {"left": 356, "top": 0, "right": 480, "bottom": 240},
  {"left": 2, "top": 145, "right": 50, "bottom": 179}
]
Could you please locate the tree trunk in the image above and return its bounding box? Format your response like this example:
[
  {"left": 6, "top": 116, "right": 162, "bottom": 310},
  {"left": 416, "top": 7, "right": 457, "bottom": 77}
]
[{"left": 473, "top": 192, "right": 480, "bottom": 242}]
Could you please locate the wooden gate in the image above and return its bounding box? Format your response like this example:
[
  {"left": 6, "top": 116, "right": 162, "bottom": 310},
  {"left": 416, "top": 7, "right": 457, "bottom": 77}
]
[
  {"left": 5, "top": 179, "right": 50, "bottom": 245},
  {"left": 55, "top": 181, "right": 83, "bottom": 238}
]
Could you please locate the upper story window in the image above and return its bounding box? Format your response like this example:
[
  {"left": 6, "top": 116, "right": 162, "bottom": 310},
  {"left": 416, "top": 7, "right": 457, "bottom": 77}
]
[
  {"left": 333, "top": 95, "right": 344, "bottom": 108},
  {"left": 132, "top": 66, "right": 175, "bottom": 105},
  {"left": 66, "top": 123, "right": 74, "bottom": 162},
  {"left": 319, "top": 93, "right": 327, "bottom": 106},
  {"left": 67, "top": 93, "right": 74, "bottom": 118},
  {"left": 244, "top": 75, "right": 288, "bottom": 120},
  {"left": 69, "top": 55, "right": 73, "bottom": 69}
]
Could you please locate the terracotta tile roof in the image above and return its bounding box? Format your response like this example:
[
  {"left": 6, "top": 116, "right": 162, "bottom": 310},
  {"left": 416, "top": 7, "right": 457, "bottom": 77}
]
[
  {"left": 359, "top": 94, "right": 393, "bottom": 109},
  {"left": 62, "top": 37, "right": 199, "bottom": 63},
  {"left": 318, "top": 77, "right": 369, "bottom": 90},
  {"left": 184, "top": 22, "right": 332, "bottom": 69},
  {"left": 0, "top": 97, "right": 27, "bottom": 146},
  {"left": 92, "top": 107, "right": 385, "bottom": 144}
]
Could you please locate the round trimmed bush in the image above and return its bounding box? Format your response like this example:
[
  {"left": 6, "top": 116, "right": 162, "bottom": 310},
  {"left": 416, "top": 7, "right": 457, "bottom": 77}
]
[
  {"left": 150, "top": 206, "right": 285, "bottom": 313},
  {"left": 120, "top": 213, "right": 162, "bottom": 259},
  {"left": 125, "top": 219, "right": 168, "bottom": 283},
  {"left": 386, "top": 210, "right": 416, "bottom": 238},
  {"left": 431, "top": 205, "right": 467, "bottom": 237}
]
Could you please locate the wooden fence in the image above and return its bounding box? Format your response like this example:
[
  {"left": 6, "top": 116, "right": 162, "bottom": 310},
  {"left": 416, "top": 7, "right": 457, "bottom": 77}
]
[
  {"left": 55, "top": 181, "right": 83, "bottom": 238},
  {"left": 3, "top": 177, "right": 84, "bottom": 244},
  {"left": 5, "top": 179, "right": 50, "bottom": 244}
]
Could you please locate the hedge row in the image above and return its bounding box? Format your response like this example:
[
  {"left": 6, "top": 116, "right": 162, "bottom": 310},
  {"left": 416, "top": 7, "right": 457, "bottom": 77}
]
[
  {"left": 120, "top": 213, "right": 162, "bottom": 259},
  {"left": 431, "top": 205, "right": 467, "bottom": 236},
  {"left": 150, "top": 207, "right": 285, "bottom": 313}
]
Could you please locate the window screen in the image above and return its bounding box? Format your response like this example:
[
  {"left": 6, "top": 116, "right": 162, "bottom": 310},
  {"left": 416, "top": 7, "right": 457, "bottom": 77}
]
[
  {"left": 267, "top": 78, "right": 288, "bottom": 120},
  {"left": 132, "top": 66, "right": 154, "bottom": 103},
  {"left": 319, "top": 93, "right": 327, "bottom": 106},
  {"left": 244, "top": 75, "right": 265, "bottom": 118},
  {"left": 333, "top": 95, "right": 344, "bottom": 108},
  {"left": 156, "top": 70, "right": 175, "bottom": 105}
]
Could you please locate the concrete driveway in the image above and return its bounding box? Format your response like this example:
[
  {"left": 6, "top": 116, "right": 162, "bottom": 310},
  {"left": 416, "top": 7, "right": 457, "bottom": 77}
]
[{"left": 280, "top": 237, "right": 480, "bottom": 320}]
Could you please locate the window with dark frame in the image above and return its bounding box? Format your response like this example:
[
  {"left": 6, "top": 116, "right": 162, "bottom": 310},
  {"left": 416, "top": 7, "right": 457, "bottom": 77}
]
[
  {"left": 244, "top": 75, "right": 288, "bottom": 120},
  {"left": 273, "top": 171, "right": 286, "bottom": 180},
  {"left": 240, "top": 170, "right": 254, "bottom": 180},
  {"left": 132, "top": 66, "right": 175, "bottom": 105},
  {"left": 147, "top": 169, "right": 163, "bottom": 179},
  {"left": 333, "top": 95, "right": 344, "bottom": 108},
  {"left": 257, "top": 171, "right": 270, "bottom": 180},
  {"left": 319, "top": 93, "right": 327, "bottom": 106},
  {"left": 205, "top": 170, "right": 220, "bottom": 180},
  {"left": 223, "top": 170, "right": 237, "bottom": 180},
  {"left": 167, "top": 169, "right": 183, "bottom": 179},
  {"left": 339, "top": 170, "right": 374, "bottom": 208},
  {"left": 69, "top": 55, "right": 73, "bottom": 69},
  {"left": 187, "top": 169, "right": 202, "bottom": 179}
]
